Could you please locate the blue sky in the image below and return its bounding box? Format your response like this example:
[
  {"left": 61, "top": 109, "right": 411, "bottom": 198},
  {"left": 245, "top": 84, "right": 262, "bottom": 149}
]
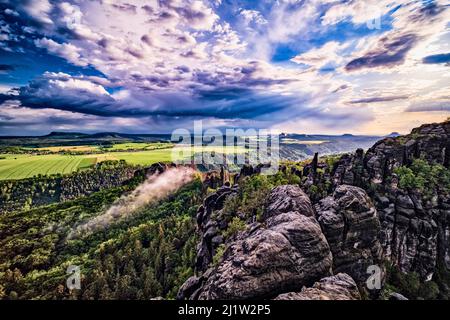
[{"left": 0, "top": 0, "right": 449, "bottom": 135}]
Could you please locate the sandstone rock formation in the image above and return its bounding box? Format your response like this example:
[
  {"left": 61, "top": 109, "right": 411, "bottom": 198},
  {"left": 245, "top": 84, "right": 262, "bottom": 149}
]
[
  {"left": 315, "top": 185, "right": 383, "bottom": 287},
  {"left": 275, "top": 273, "right": 361, "bottom": 300},
  {"left": 180, "top": 186, "right": 352, "bottom": 300},
  {"left": 194, "top": 184, "right": 239, "bottom": 273},
  {"left": 330, "top": 121, "right": 450, "bottom": 280}
]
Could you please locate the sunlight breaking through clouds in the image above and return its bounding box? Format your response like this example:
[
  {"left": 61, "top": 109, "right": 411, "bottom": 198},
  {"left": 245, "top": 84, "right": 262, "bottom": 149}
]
[{"left": 0, "top": 0, "right": 449, "bottom": 135}]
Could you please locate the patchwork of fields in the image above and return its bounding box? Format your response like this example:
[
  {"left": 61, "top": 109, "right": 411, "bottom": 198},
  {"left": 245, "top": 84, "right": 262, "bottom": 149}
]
[{"left": 0, "top": 143, "right": 247, "bottom": 180}]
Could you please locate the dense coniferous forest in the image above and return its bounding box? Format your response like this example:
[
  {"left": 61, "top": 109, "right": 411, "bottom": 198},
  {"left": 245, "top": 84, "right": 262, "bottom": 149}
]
[{"left": 0, "top": 162, "right": 203, "bottom": 299}]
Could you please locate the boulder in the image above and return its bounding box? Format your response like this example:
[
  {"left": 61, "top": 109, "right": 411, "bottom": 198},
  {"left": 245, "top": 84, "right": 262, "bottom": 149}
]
[{"left": 274, "top": 273, "right": 361, "bottom": 300}]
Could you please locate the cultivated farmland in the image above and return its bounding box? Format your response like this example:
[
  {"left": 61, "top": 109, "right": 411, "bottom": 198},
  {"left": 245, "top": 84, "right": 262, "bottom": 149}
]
[
  {"left": 0, "top": 145, "right": 246, "bottom": 180},
  {"left": 0, "top": 154, "right": 96, "bottom": 180}
]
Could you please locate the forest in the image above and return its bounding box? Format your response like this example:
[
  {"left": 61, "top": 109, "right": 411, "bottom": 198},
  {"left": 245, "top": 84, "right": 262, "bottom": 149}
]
[
  {"left": 0, "top": 162, "right": 203, "bottom": 299},
  {"left": 0, "top": 159, "right": 307, "bottom": 300}
]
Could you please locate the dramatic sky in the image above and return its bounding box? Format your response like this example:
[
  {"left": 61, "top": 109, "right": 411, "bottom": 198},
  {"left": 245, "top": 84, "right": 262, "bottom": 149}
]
[{"left": 0, "top": 0, "right": 449, "bottom": 135}]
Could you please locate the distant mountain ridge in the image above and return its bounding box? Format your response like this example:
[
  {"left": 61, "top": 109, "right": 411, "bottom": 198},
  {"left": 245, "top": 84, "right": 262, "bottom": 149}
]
[
  {"left": 0, "top": 131, "right": 384, "bottom": 153},
  {"left": 2, "top": 131, "right": 384, "bottom": 139},
  {"left": 0, "top": 131, "right": 173, "bottom": 147}
]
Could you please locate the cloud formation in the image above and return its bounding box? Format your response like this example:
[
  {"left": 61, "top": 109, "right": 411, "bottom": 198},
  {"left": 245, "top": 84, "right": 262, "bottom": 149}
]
[
  {"left": 0, "top": 0, "right": 449, "bottom": 135},
  {"left": 349, "top": 95, "right": 410, "bottom": 104},
  {"left": 406, "top": 101, "right": 450, "bottom": 112}
]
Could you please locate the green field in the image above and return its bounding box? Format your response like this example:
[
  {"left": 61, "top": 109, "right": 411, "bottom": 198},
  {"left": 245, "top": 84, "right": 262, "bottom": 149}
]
[
  {"left": 0, "top": 145, "right": 246, "bottom": 180},
  {"left": 0, "top": 154, "right": 96, "bottom": 180}
]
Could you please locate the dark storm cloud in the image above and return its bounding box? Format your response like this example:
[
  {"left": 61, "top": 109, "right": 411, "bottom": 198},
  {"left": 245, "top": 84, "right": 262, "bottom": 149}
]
[
  {"left": 197, "top": 87, "right": 252, "bottom": 101},
  {"left": 0, "top": 73, "right": 298, "bottom": 121},
  {"left": 0, "top": 64, "right": 15, "bottom": 72},
  {"left": 0, "top": 90, "right": 117, "bottom": 118},
  {"left": 175, "top": 65, "right": 190, "bottom": 73},
  {"left": 332, "top": 85, "right": 349, "bottom": 93},
  {"left": 422, "top": 53, "right": 450, "bottom": 65},
  {"left": 157, "top": 0, "right": 211, "bottom": 25},
  {"left": 0, "top": 72, "right": 368, "bottom": 129},
  {"left": 141, "top": 5, "right": 154, "bottom": 15},
  {"left": 345, "top": 33, "right": 418, "bottom": 71},
  {"left": 349, "top": 95, "right": 409, "bottom": 104},
  {"left": 0, "top": 115, "right": 86, "bottom": 127},
  {"left": 408, "top": 2, "right": 446, "bottom": 23},
  {"left": 140, "top": 34, "right": 152, "bottom": 46}
]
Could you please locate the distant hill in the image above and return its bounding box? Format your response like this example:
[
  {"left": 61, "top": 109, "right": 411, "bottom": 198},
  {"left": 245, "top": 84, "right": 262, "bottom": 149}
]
[
  {"left": 0, "top": 130, "right": 383, "bottom": 158},
  {"left": 386, "top": 132, "right": 401, "bottom": 137},
  {"left": 44, "top": 132, "right": 90, "bottom": 139},
  {"left": 0, "top": 132, "right": 173, "bottom": 147}
]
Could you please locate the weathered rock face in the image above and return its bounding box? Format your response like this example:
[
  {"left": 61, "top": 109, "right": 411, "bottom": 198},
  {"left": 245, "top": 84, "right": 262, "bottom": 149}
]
[
  {"left": 274, "top": 273, "right": 361, "bottom": 300},
  {"left": 331, "top": 149, "right": 365, "bottom": 187},
  {"left": 315, "top": 185, "right": 383, "bottom": 287},
  {"left": 330, "top": 121, "right": 450, "bottom": 280},
  {"left": 264, "top": 184, "right": 316, "bottom": 219},
  {"left": 377, "top": 191, "right": 442, "bottom": 280},
  {"left": 195, "top": 185, "right": 239, "bottom": 273},
  {"left": 180, "top": 185, "right": 333, "bottom": 300}
]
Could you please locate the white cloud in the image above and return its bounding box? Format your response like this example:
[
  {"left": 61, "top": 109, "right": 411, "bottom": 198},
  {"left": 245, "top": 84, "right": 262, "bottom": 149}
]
[
  {"left": 321, "top": 0, "right": 396, "bottom": 26},
  {"left": 34, "top": 38, "right": 88, "bottom": 66},
  {"left": 4, "top": 8, "right": 19, "bottom": 16},
  {"left": 240, "top": 9, "right": 267, "bottom": 25},
  {"left": 291, "top": 41, "right": 349, "bottom": 69},
  {"left": 21, "top": 0, "right": 54, "bottom": 25}
]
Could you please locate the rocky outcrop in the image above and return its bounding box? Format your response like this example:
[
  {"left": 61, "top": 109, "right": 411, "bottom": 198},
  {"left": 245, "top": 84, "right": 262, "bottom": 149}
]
[
  {"left": 264, "top": 185, "right": 315, "bottom": 219},
  {"left": 331, "top": 148, "right": 365, "bottom": 187},
  {"left": 194, "top": 184, "right": 239, "bottom": 273},
  {"left": 315, "top": 185, "right": 383, "bottom": 287},
  {"left": 377, "top": 191, "right": 442, "bottom": 280},
  {"left": 275, "top": 273, "right": 361, "bottom": 300},
  {"left": 329, "top": 121, "right": 450, "bottom": 280},
  {"left": 180, "top": 120, "right": 450, "bottom": 300},
  {"left": 202, "top": 167, "right": 228, "bottom": 190},
  {"left": 180, "top": 185, "right": 333, "bottom": 300}
]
